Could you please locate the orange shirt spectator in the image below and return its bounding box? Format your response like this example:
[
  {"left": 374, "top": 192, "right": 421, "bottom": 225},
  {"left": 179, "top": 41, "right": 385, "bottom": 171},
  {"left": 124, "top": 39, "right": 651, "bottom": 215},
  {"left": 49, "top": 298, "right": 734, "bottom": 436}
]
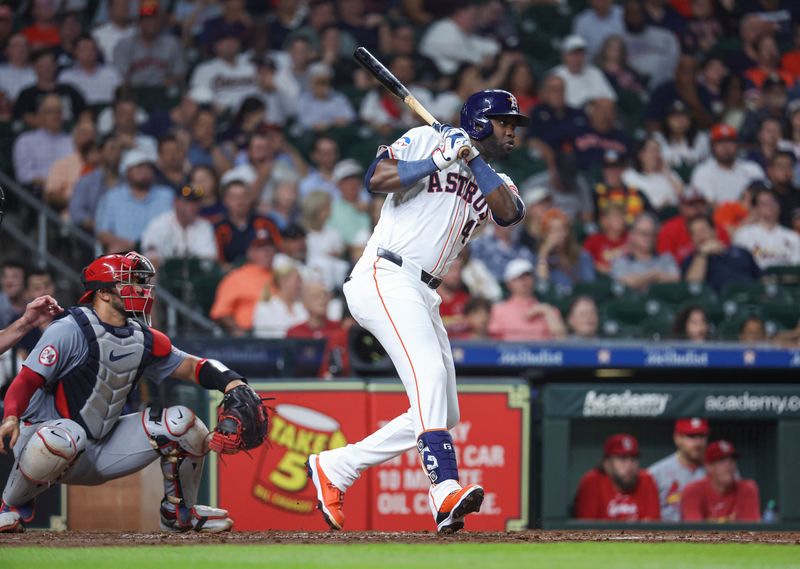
[
  {"left": 574, "top": 434, "right": 661, "bottom": 521},
  {"left": 681, "top": 440, "right": 761, "bottom": 522}
]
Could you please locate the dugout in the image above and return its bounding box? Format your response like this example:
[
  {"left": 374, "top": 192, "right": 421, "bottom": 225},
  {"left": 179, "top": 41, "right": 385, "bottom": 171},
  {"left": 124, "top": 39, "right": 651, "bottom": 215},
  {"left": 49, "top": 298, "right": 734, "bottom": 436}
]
[{"left": 539, "top": 383, "right": 800, "bottom": 529}]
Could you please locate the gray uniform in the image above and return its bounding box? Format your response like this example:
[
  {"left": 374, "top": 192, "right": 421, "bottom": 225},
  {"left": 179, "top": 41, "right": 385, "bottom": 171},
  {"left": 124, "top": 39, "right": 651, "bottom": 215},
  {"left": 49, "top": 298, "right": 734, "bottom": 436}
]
[{"left": 647, "top": 452, "right": 706, "bottom": 521}]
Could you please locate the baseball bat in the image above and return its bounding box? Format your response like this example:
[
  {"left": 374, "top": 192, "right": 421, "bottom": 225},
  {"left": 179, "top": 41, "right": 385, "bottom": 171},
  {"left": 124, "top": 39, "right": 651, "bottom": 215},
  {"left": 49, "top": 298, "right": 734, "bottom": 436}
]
[{"left": 353, "top": 46, "right": 470, "bottom": 158}]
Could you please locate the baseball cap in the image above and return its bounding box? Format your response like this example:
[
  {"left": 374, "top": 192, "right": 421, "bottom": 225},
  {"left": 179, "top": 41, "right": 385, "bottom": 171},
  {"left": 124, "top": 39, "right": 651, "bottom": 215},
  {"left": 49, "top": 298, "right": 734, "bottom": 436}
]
[
  {"left": 602, "top": 149, "right": 626, "bottom": 168},
  {"left": 308, "top": 62, "right": 333, "bottom": 80},
  {"left": 332, "top": 159, "right": 364, "bottom": 183},
  {"left": 603, "top": 433, "right": 640, "bottom": 458},
  {"left": 705, "top": 440, "right": 739, "bottom": 463},
  {"left": 139, "top": 0, "right": 159, "bottom": 17},
  {"left": 120, "top": 149, "right": 154, "bottom": 174},
  {"left": 710, "top": 124, "right": 738, "bottom": 143},
  {"left": 503, "top": 258, "right": 534, "bottom": 283},
  {"left": 220, "top": 165, "right": 256, "bottom": 188},
  {"left": 177, "top": 184, "right": 205, "bottom": 202},
  {"left": 674, "top": 417, "right": 709, "bottom": 436},
  {"left": 562, "top": 35, "right": 587, "bottom": 53},
  {"left": 523, "top": 186, "right": 552, "bottom": 206},
  {"left": 250, "top": 227, "right": 276, "bottom": 248},
  {"left": 667, "top": 100, "right": 689, "bottom": 116}
]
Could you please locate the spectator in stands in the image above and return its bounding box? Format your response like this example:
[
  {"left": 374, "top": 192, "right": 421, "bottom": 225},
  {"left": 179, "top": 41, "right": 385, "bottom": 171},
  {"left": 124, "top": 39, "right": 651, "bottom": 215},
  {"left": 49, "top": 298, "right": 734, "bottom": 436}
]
[
  {"left": 299, "top": 135, "right": 339, "bottom": 199},
  {"left": 551, "top": 35, "right": 616, "bottom": 110},
  {"left": 733, "top": 187, "right": 800, "bottom": 269},
  {"left": 488, "top": 259, "right": 566, "bottom": 341},
  {"left": 153, "top": 134, "right": 189, "bottom": 192},
  {"left": 360, "top": 55, "right": 434, "bottom": 136},
  {"left": 672, "top": 305, "right": 711, "bottom": 342},
  {"left": 739, "top": 315, "right": 767, "bottom": 344},
  {"left": 92, "top": 0, "right": 135, "bottom": 63},
  {"left": 58, "top": 34, "right": 122, "bottom": 107},
  {"left": 254, "top": 54, "right": 299, "bottom": 127},
  {"left": 189, "top": 25, "right": 258, "bottom": 114},
  {"left": 187, "top": 107, "right": 232, "bottom": 174},
  {"left": 574, "top": 99, "right": 631, "bottom": 177},
  {"left": 327, "top": 159, "right": 370, "bottom": 248},
  {"left": 296, "top": 3, "right": 338, "bottom": 50},
  {"left": 534, "top": 208, "right": 596, "bottom": 288},
  {"left": 459, "top": 246, "right": 503, "bottom": 303},
  {"left": 621, "top": 0, "right": 680, "bottom": 89},
  {"left": 252, "top": 262, "right": 308, "bottom": 339},
  {"left": 210, "top": 227, "right": 276, "bottom": 335},
  {"left": 641, "top": 0, "right": 687, "bottom": 38},
  {"left": 719, "top": 73, "right": 747, "bottom": 132},
  {"left": 301, "top": 191, "right": 348, "bottom": 286},
  {"left": 0, "top": 260, "right": 28, "bottom": 328},
  {"left": 432, "top": 63, "right": 484, "bottom": 125},
  {"left": 518, "top": 186, "right": 554, "bottom": 256},
  {"left": 685, "top": 0, "right": 724, "bottom": 55},
  {"left": 143, "top": 85, "right": 212, "bottom": 140},
  {"left": 574, "top": 433, "right": 661, "bottom": 521},
  {"left": 286, "top": 280, "right": 350, "bottom": 378},
  {"left": 262, "top": 177, "right": 300, "bottom": 231},
  {"left": 188, "top": 164, "right": 224, "bottom": 222},
  {"left": 13, "top": 48, "right": 87, "bottom": 128},
  {"left": 611, "top": 213, "right": 679, "bottom": 291},
  {"left": 69, "top": 134, "right": 121, "bottom": 231},
  {"left": 437, "top": 257, "right": 471, "bottom": 337},
  {"left": 657, "top": 187, "right": 724, "bottom": 264},
  {"left": 695, "top": 55, "right": 728, "bottom": 122},
  {"left": 23, "top": 0, "right": 60, "bottom": 50},
  {"left": 653, "top": 100, "right": 710, "bottom": 171},
  {"left": 338, "top": 0, "right": 389, "bottom": 54},
  {"left": 225, "top": 129, "right": 301, "bottom": 206},
  {"left": 141, "top": 184, "right": 217, "bottom": 266},
  {"left": 44, "top": 119, "right": 97, "bottom": 213},
  {"left": 0, "top": 34, "right": 36, "bottom": 103},
  {"left": 94, "top": 149, "right": 175, "bottom": 253},
  {"left": 566, "top": 295, "right": 600, "bottom": 340},
  {"left": 744, "top": 35, "right": 793, "bottom": 91},
  {"left": 418, "top": 4, "right": 500, "bottom": 76},
  {"left": 384, "top": 21, "right": 438, "bottom": 87},
  {"left": 12, "top": 94, "right": 73, "bottom": 192},
  {"left": 471, "top": 223, "right": 535, "bottom": 283},
  {"left": 783, "top": 21, "right": 800, "bottom": 81},
  {"left": 593, "top": 35, "right": 648, "bottom": 100},
  {"left": 14, "top": 267, "right": 57, "bottom": 357},
  {"left": 113, "top": 2, "right": 186, "bottom": 89},
  {"left": 283, "top": 35, "right": 316, "bottom": 93},
  {"left": 583, "top": 203, "right": 628, "bottom": 274},
  {"left": 294, "top": 62, "right": 356, "bottom": 133},
  {"left": 690, "top": 124, "right": 765, "bottom": 205},
  {"left": 740, "top": 77, "right": 790, "bottom": 147},
  {"left": 214, "top": 179, "right": 282, "bottom": 268},
  {"left": 748, "top": 116, "right": 791, "bottom": 172},
  {"left": 591, "top": 150, "right": 651, "bottom": 225},
  {"left": 622, "top": 136, "right": 684, "bottom": 211},
  {"left": 766, "top": 151, "right": 800, "bottom": 229},
  {"left": 681, "top": 440, "right": 761, "bottom": 522},
  {"left": 199, "top": 0, "right": 251, "bottom": 54},
  {"left": 572, "top": 0, "right": 625, "bottom": 59},
  {"left": 648, "top": 418, "right": 709, "bottom": 522},
  {"left": 501, "top": 57, "right": 538, "bottom": 115},
  {"left": 448, "top": 296, "right": 492, "bottom": 340},
  {"left": 108, "top": 92, "right": 158, "bottom": 160}
]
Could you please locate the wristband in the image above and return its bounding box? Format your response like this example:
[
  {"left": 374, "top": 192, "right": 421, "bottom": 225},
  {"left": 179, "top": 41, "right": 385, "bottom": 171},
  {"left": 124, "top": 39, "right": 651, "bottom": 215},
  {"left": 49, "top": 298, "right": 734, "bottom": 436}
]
[
  {"left": 397, "top": 157, "right": 439, "bottom": 187},
  {"left": 197, "top": 359, "right": 245, "bottom": 392},
  {"left": 468, "top": 156, "right": 505, "bottom": 197}
]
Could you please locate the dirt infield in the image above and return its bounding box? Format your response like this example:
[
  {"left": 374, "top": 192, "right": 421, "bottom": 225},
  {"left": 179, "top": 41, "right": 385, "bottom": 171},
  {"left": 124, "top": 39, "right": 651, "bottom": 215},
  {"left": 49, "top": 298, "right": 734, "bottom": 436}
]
[{"left": 2, "top": 530, "right": 799, "bottom": 547}]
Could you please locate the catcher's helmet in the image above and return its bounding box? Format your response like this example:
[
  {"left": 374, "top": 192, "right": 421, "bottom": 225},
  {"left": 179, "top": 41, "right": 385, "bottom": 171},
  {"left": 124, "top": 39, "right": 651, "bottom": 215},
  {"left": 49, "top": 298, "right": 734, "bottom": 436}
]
[
  {"left": 78, "top": 251, "right": 156, "bottom": 325},
  {"left": 460, "top": 89, "right": 529, "bottom": 140}
]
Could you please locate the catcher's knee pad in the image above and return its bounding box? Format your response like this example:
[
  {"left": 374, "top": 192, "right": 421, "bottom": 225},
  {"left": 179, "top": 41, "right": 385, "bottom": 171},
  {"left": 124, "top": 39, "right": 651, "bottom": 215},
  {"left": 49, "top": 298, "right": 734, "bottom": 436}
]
[
  {"left": 143, "top": 405, "right": 209, "bottom": 458},
  {"left": 19, "top": 421, "right": 86, "bottom": 484}
]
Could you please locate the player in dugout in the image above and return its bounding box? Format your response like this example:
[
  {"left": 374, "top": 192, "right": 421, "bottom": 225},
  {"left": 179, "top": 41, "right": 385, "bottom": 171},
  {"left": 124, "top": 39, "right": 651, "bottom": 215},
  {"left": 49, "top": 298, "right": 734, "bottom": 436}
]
[{"left": 574, "top": 433, "right": 660, "bottom": 520}]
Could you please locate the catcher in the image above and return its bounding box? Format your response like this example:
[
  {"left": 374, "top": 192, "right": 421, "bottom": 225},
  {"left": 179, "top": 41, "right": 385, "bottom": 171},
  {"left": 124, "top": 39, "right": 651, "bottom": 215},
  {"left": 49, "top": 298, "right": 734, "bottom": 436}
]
[{"left": 0, "top": 251, "right": 268, "bottom": 533}]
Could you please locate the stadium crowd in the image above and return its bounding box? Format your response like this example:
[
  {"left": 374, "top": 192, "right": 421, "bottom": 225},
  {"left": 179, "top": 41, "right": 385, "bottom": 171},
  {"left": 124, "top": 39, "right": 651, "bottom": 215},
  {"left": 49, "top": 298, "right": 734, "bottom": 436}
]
[{"left": 0, "top": 0, "right": 800, "bottom": 363}]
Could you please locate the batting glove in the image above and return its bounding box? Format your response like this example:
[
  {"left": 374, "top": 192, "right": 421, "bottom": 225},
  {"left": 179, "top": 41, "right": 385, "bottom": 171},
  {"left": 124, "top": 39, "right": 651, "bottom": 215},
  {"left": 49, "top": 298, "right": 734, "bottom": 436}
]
[{"left": 432, "top": 127, "right": 474, "bottom": 170}]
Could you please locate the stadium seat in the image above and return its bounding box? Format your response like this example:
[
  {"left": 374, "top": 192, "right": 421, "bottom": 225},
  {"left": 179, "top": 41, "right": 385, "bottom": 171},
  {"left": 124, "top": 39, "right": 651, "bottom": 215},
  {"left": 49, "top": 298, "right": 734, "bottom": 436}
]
[
  {"left": 647, "top": 282, "right": 717, "bottom": 308},
  {"left": 158, "top": 258, "right": 225, "bottom": 317},
  {"left": 600, "top": 318, "right": 642, "bottom": 339},
  {"left": 763, "top": 264, "right": 800, "bottom": 287},
  {"left": 760, "top": 300, "right": 800, "bottom": 331},
  {"left": 600, "top": 297, "right": 664, "bottom": 327},
  {"left": 639, "top": 309, "right": 675, "bottom": 340},
  {"left": 720, "top": 281, "right": 793, "bottom": 305},
  {"left": 571, "top": 275, "right": 625, "bottom": 304}
]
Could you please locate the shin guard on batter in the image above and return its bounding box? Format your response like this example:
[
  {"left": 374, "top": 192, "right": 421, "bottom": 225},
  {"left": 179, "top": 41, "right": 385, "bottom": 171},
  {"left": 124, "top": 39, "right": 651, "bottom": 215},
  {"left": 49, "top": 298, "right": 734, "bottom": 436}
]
[
  {"left": 143, "top": 406, "right": 232, "bottom": 532},
  {"left": 1, "top": 420, "right": 86, "bottom": 532},
  {"left": 417, "top": 430, "right": 458, "bottom": 485}
]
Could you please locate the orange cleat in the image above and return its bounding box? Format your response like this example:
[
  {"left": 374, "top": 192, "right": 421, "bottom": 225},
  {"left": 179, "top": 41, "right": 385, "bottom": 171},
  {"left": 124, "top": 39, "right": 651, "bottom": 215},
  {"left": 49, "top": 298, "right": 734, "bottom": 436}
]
[
  {"left": 306, "top": 454, "right": 345, "bottom": 530},
  {"left": 433, "top": 484, "right": 484, "bottom": 533}
]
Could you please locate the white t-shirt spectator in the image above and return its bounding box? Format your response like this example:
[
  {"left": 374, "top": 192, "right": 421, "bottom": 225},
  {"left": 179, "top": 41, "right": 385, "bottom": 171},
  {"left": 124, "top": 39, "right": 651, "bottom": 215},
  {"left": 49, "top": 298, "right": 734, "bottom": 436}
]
[
  {"left": 551, "top": 63, "right": 617, "bottom": 109},
  {"left": 0, "top": 63, "right": 35, "bottom": 101},
  {"left": 733, "top": 223, "right": 800, "bottom": 269},
  {"left": 294, "top": 90, "right": 355, "bottom": 133},
  {"left": 572, "top": 5, "right": 626, "bottom": 58},
  {"left": 92, "top": 21, "right": 135, "bottom": 63},
  {"left": 59, "top": 64, "right": 123, "bottom": 106},
  {"left": 623, "top": 26, "right": 680, "bottom": 89},
  {"left": 419, "top": 17, "right": 500, "bottom": 75},
  {"left": 690, "top": 158, "right": 765, "bottom": 204},
  {"left": 141, "top": 210, "right": 218, "bottom": 263},
  {"left": 653, "top": 131, "right": 711, "bottom": 169},
  {"left": 252, "top": 298, "right": 309, "bottom": 338},
  {"left": 189, "top": 54, "right": 259, "bottom": 113},
  {"left": 622, "top": 168, "right": 681, "bottom": 209}
]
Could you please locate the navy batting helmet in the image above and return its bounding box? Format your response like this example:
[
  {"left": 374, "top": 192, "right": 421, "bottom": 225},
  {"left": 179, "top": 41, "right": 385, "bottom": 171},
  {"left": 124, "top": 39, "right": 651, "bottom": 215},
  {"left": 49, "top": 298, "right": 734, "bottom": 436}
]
[{"left": 460, "top": 89, "right": 529, "bottom": 140}]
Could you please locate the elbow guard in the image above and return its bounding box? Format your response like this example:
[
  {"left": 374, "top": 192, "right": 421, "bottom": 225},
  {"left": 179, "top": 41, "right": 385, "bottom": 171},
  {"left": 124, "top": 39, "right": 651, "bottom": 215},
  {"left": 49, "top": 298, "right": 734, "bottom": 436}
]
[{"left": 197, "top": 359, "right": 245, "bottom": 392}]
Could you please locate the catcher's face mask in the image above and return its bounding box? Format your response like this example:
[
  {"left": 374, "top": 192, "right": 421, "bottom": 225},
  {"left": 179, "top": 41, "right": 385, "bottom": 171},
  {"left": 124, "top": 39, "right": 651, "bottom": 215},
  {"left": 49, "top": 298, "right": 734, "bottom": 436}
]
[{"left": 79, "top": 251, "right": 156, "bottom": 326}]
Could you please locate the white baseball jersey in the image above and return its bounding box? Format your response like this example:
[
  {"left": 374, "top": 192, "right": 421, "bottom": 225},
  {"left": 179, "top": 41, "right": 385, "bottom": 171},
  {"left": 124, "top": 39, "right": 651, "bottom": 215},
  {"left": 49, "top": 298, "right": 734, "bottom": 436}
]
[
  {"left": 648, "top": 452, "right": 706, "bottom": 522},
  {"left": 733, "top": 222, "right": 800, "bottom": 269},
  {"left": 357, "top": 125, "right": 522, "bottom": 279}
]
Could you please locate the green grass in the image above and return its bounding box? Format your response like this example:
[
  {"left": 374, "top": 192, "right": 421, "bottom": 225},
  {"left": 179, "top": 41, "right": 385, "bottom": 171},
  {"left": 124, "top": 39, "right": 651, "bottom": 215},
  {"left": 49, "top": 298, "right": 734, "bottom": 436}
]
[{"left": 2, "top": 543, "right": 799, "bottom": 569}]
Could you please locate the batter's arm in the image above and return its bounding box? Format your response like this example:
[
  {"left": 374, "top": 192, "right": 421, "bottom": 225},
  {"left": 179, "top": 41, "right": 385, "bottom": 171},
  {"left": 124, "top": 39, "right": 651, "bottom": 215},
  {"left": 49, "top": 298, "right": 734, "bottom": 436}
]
[
  {"left": 468, "top": 157, "right": 524, "bottom": 225},
  {"left": 366, "top": 154, "right": 410, "bottom": 194}
]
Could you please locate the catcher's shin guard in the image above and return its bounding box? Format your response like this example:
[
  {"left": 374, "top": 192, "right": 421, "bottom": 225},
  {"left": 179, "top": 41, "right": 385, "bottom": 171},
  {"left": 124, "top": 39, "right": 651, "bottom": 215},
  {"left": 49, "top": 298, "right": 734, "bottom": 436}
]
[{"left": 143, "top": 406, "right": 231, "bottom": 532}]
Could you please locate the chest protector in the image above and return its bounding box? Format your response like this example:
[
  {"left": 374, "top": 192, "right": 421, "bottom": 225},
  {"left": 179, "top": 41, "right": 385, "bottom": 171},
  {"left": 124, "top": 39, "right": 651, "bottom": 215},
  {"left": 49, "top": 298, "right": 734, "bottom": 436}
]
[{"left": 58, "top": 306, "right": 154, "bottom": 440}]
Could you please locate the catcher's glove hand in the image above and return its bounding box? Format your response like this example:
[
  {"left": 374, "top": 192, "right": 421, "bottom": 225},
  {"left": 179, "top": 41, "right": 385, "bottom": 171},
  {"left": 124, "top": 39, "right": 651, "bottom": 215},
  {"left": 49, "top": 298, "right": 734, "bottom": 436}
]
[{"left": 209, "top": 384, "right": 270, "bottom": 454}]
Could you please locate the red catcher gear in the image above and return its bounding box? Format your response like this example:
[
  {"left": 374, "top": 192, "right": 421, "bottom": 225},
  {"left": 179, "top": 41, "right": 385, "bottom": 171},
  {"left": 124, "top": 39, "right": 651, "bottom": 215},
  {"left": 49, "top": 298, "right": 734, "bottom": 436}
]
[{"left": 78, "top": 251, "right": 156, "bottom": 325}]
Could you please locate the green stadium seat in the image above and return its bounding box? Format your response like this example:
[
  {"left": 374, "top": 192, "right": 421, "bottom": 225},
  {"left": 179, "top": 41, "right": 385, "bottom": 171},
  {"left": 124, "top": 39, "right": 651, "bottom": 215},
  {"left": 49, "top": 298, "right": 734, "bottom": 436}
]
[
  {"left": 571, "top": 275, "right": 625, "bottom": 304},
  {"left": 600, "top": 297, "right": 664, "bottom": 327},
  {"left": 720, "top": 281, "right": 793, "bottom": 305},
  {"left": 763, "top": 264, "right": 800, "bottom": 286},
  {"left": 600, "top": 318, "right": 642, "bottom": 339},
  {"left": 760, "top": 300, "right": 800, "bottom": 331},
  {"left": 640, "top": 309, "right": 675, "bottom": 340},
  {"left": 647, "top": 282, "right": 717, "bottom": 307}
]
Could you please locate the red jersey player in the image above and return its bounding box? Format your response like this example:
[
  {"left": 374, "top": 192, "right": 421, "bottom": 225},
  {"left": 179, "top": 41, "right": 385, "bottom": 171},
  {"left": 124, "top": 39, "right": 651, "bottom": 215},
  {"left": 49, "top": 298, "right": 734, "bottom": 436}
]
[{"left": 574, "top": 433, "right": 660, "bottom": 521}]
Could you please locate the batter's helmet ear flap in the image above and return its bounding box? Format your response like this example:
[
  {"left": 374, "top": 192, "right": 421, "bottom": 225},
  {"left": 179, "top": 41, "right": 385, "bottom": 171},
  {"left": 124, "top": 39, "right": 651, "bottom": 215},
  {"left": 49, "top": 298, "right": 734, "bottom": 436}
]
[{"left": 460, "top": 89, "right": 530, "bottom": 141}]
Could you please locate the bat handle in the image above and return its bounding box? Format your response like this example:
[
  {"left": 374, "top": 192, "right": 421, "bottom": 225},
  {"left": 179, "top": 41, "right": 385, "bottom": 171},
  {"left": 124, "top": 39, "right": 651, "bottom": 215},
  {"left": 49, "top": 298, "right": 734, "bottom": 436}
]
[{"left": 458, "top": 146, "right": 472, "bottom": 160}]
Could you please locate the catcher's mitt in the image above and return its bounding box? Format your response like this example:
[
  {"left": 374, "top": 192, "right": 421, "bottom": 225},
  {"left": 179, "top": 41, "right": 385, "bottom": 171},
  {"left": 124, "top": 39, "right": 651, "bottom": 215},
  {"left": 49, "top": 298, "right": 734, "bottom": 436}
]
[{"left": 209, "top": 384, "right": 269, "bottom": 454}]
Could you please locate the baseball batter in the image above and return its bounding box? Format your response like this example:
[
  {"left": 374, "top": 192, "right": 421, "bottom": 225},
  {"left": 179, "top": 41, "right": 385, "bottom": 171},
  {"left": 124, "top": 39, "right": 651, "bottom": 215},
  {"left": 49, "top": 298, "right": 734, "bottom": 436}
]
[
  {"left": 307, "top": 89, "right": 527, "bottom": 533},
  {"left": 0, "top": 251, "right": 267, "bottom": 533}
]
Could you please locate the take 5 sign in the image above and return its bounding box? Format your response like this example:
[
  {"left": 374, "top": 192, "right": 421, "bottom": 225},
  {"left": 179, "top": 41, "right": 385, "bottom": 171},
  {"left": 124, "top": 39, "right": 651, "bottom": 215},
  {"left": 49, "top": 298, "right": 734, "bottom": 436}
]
[{"left": 210, "top": 381, "right": 530, "bottom": 531}]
